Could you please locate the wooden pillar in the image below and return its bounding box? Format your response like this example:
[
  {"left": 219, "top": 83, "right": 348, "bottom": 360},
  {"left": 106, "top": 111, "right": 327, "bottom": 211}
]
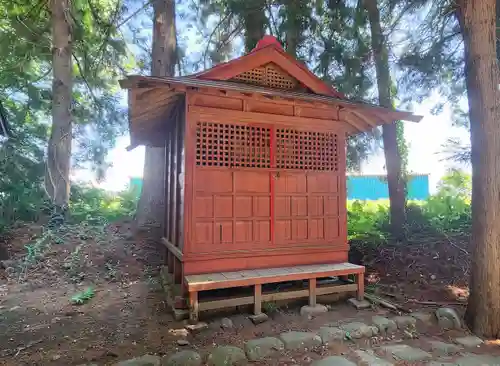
[
  {"left": 167, "top": 250, "right": 174, "bottom": 274},
  {"left": 357, "top": 272, "right": 365, "bottom": 301},
  {"left": 173, "top": 258, "right": 182, "bottom": 284},
  {"left": 189, "top": 291, "right": 199, "bottom": 323},
  {"left": 254, "top": 284, "right": 262, "bottom": 315},
  {"left": 309, "top": 278, "right": 317, "bottom": 307}
]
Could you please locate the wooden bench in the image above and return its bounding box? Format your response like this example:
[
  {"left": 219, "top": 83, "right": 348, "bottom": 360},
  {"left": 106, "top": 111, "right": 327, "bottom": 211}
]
[{"left": 184, "top": 262, "right": 365, "bottom": 322}]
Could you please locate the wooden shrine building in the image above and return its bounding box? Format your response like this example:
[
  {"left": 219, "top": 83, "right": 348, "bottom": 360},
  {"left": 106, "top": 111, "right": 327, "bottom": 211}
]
[{"left": 120, "top": 36, "right": 421, "bottom": 321}]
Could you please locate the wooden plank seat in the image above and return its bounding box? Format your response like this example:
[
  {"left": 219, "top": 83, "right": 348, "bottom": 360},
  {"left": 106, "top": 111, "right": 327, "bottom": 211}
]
[{"left": 185, "top": 262, "right": 365, "bottom": 322}]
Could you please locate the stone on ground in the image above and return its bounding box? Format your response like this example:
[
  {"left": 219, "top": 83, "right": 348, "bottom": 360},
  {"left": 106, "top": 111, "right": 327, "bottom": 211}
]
[
  {"left": 300, "top": 304, "right": 328, "bottom": 316},
  {"left": 185, "top": 322, "right": 208, "bottom": 332},
  {"left": 411, "top": 311, "right": 434, "bottom": 324},
  {"left": 115, "top": 355, "right": 161, "bottom": 366},
  {"left": 354, "top": 350, "right": 394, "bottom": 366},
  {"left": 381, "top": 344, "right": 432, "bottom": 361},
  {"left": 427, "top": 362, "right": 454, "bottom": 366},
  {"left": 249, "top": 313, "right": 268, "bottom": 324},
  {"left": 393, "top": 315, "right": 417, "bottom": 329},
  {"left": 371, "top": 316, "right": 397, "bottom": 334},
  {"left": 318, "top": 326, "right": 344, "bottom": 344},
  {"left": 435, "top": 307, "right": 461, "bottom": 329},
  {"left": 348, "top": 298, "right": 371, "bottom": 310},
  {"left": 311, "top": 356, "right": 357, "bottom": 366},
  {"left": 220, "top": 317, "right": 234, "bottom": 329},
  {"left": 428, "top": 340, "right": 462, "bottom": 355},
  {"left": 164, "top": 350, "right": 202, "bottom": 366},
  {"left": 279, "top": 331, "right": 322, "bottom": 351},
  {"left": 341, "top": 322, "right": 376, "bottom": 339},
  {"left": 207, "top": 346, "right": 247, "bottom": 366},
  {"left": 244, "top": 337, "right": 284, "bottom": 361},
  {"left": 455, "top": 335, "right": 483, "bottom": 348},
  {"left": 453, "top": 355, "right": 500, "bottom": 366}
]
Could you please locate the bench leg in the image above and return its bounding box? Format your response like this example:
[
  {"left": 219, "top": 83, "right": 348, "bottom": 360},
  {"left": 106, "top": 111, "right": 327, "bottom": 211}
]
[
  {"left": 189, "top": 291, "right": 199, "bottom": 323},
  {"left": 357, "top": 273, "right": 365, "bottom": 301},
  {"left": 254, "top": 284, "right": 262, "bottom": 315},
  {"left": 309, "top": 278, "right": 317, "bottom": 307}
]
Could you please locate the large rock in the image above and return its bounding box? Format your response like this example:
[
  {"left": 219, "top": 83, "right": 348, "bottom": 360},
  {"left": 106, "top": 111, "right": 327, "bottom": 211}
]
[
  {"left": 311, "top": 356, "right": 357, "bottom": 366},
  {"left": 249, "top": 313, "right": 268, "bottom": 324},
  {"left": 354, "top": 350, "right": 393, "bottom": 366},
  {"left": 300, "top": 304, "right": 328, "bottom": 316},
  {"left": 115, "top": 355, "right": 161, "bottom": 366},
  {"left": 411, "top": 311, "right": 434, "bottom": 324},
  {"left": 341, "top": 322, "right": 377, "bottom": 339},
  {"left": 393, "top": 315, "right": 417, "bottom": 329},
  {"left": 279, "top": 331, "right": 322, "bottom": 351},
  {"left": 455, "top": 336, "right": 483, "bottom": 348},
  {"left": 381, "top": 345, "right": 432, "bottom": 362},
  {"left": 164, "top": 351, "right": 202, "bottom": 366},
  {"left": 348, "top": 298, "right": 371, "bottom": 310},
  {"left": 435, "top": 307, "right": 461, "bottom": 329},
  {"left": 318, "top": 326, "right": 344, "bottom": 344},
  {"left": 207, "top": 346, "right": 247, "bottom": 366},
  {"left": 220, "top": 318, "right": 234, "bottom": 329},
  {"left": 428, "top": 341, "right": 462, "bottom": 355},
  {"left": 371, "top": 316, "right": 397, "bottom": 334},
  {"left": 454, "top": 355, "right": 500, "bottom": 366},
  {"left": 244, "top": 337, "right": 284, "bottom": 361}
]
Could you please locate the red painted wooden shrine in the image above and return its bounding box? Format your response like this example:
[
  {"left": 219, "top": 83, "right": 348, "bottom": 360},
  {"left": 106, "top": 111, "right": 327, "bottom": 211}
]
[{"left": 120, "top": 37, "right": 421, "bottom": 306}]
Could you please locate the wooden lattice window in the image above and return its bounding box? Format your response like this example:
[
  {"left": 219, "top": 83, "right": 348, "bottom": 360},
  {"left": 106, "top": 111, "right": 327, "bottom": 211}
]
[
  {"left": 276, "top": 129, "right": 338, "bottom": 171},
  {"left": 231, "top": 63, "right": 298, "bottom": 90},
  {"left": 196, "top": 122, "right": 271, "bottom": 168}
]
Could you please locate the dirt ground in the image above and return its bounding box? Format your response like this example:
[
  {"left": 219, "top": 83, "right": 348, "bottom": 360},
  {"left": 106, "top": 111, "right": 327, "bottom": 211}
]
[{"left": 0, "top": 222, "right": 473, "bottom": 365}]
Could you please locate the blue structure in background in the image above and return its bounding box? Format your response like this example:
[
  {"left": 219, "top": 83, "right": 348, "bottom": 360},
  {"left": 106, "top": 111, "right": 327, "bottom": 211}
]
[
  {"left": 131, "top": 174, "right": 430, "bottom": 201},
  {"left": 347, "top": 174, "right": 429, "bottom": 200}
]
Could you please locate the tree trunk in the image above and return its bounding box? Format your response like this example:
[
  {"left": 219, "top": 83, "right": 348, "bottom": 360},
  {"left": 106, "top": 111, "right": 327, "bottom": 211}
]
[
  {"left": 45, "top": 0, "right": 72, "bottom": 212},
  {"left": 365, "top": 0, "right": 406, "bottom": 237},
  {"left": 458, "top": 0, "right": 500, "bottom": 338},
  {"left": 242, "top": 0, "right": 267, "bottom": 52},
  {"left": 136, "top": 0, "right": 177, "bottom": 230}
]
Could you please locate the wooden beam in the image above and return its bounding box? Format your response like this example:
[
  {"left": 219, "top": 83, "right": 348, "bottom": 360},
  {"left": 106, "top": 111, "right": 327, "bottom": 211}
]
[
  {"left": 188, "top": 105, "right": 352, "bottom": 132},
  {"left": 161, "top": 237, "right": 184, "bottom": 261},
  {"left": 197, "top": 283, "right": 358, "bottom": 312},
  {"left": 350, "top": 110, "right": 377, "bottom": 128}
]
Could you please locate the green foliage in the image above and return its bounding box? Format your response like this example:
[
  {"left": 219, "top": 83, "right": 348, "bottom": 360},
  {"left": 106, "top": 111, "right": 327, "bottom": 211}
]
[
  {"left": 348, "top": 170, "right": 472, "bottom": 243},
  {"left": 69, "top": 185, "right": 138, "bottom": 225},
  {"left": 71, "top": 287, "right": 95, "bottom": 305}
]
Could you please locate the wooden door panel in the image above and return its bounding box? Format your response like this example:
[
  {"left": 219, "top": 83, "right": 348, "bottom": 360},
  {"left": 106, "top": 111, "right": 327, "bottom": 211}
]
[
  {"left": 253, "top": 196, "right": 271, "bottom": 217},
  {"left": 195, "top": 169, "right": 232, "bottom": 193},
  {"left": 194, "top": 222, "right": 213, "bottom": 245},
  {"left": 214, "top": 195, "right": 233, "bottom": 218},
  {"left": 307, "top": 173, "right": 338, "bottom": 193},
  {"left": 254, "top": 220, "right": 271, "bottom": 242},
  {"left": 215, "top": 221, "right": 233, "bottom": 245},
  {"left": 234, "top": 171, "right": 270, "bottom": 193},
  {"left": 291, "top": 196, "right": 307, "bottom": 216},
  {"left": 234, "top": 196, "right": 252, "bottom": 217},
  {"left": 234, "top": 221, "right": 253, "bottom": 242},
  {"left": 274, "top": 196, "right": 290, "bottom": 217},
  {"left": 324, "top": 196, "right": 339, "bottom": 216},
  {"left": 273, "top": 171, "right": 341, "bottom": 247},
  {"left": 194, "top": 196, "right": 213, "bottom": 218}
]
